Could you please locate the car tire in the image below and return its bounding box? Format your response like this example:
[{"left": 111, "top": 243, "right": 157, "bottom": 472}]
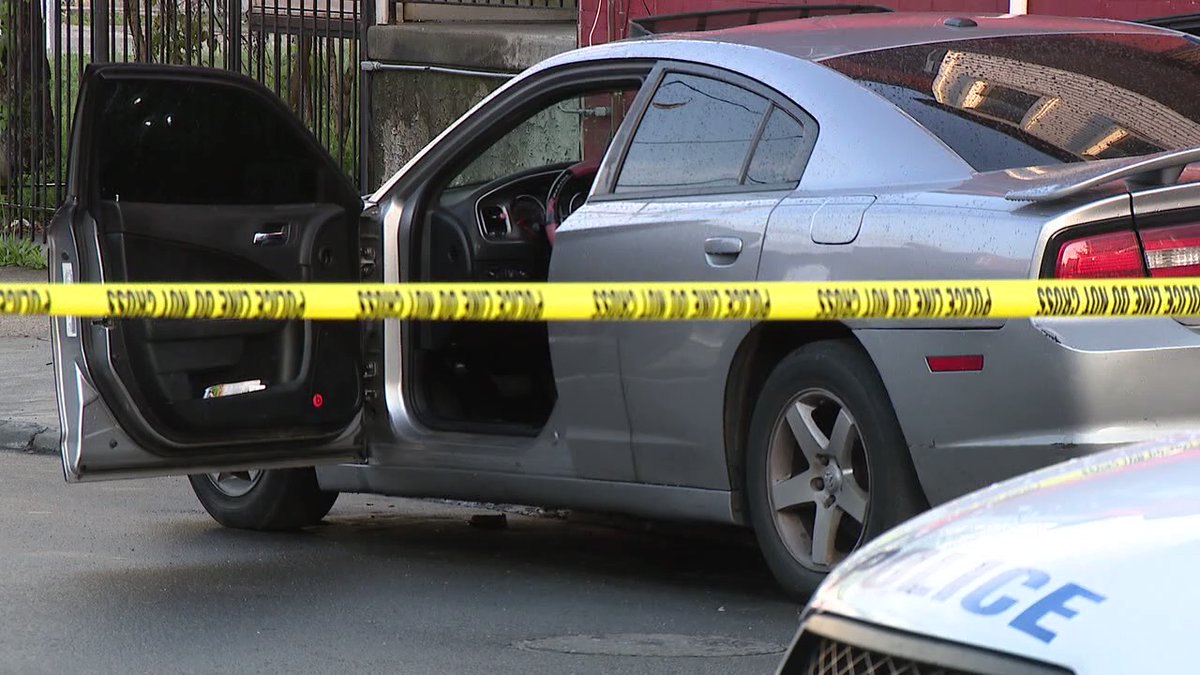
[
  {"left": 188, "top": 467, "right": 339, "bottom": 531},
  {"left": 745, "top": 339, "right": 926, "bottom": 600}
]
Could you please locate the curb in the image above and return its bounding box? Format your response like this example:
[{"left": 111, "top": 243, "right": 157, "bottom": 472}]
[{"left": 0, "top": 420, "right": 58, "bottom": 455}]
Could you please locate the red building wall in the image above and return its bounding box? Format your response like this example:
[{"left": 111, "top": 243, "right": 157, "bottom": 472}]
[{"left": 579, "top": 0, "right": 1200, "bottom": 46}]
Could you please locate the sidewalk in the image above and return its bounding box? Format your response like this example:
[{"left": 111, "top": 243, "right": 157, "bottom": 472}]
[{"left": 0, "top": 267, "right": 57, "bottom": 454}]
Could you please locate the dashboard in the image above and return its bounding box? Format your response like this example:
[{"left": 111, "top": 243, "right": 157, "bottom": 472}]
[
  {"left": 475, "top": 174, "right": 558, "bottom": 245},
  {"left": 427, "top": 163, "right": 593, "bottom": 284}
]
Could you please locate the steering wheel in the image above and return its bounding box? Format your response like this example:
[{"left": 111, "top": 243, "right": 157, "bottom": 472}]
[{"left": 545, "top": 159, "right": 601, "bottom": 246}]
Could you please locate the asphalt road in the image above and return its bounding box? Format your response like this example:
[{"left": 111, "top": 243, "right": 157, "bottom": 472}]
[{"left": 0, "top": 451, "right": 802, "bottom": 674}]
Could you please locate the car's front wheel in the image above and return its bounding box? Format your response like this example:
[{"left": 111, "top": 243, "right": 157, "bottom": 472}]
[
  {"left": 745, "top": 339, "right": 926, "bottom": 600},
  {"left": 188, "top": 467, "right": 338, "bottom": 531}
]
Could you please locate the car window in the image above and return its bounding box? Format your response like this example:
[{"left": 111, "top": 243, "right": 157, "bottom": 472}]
[
  {"left": 448, "top": 90, "right": 638, "bottom": 189},
  {"left": 93, "top": 79, "right": 342, "bottom": 205},
  {"left": 821, "top": 33, "right": 1200, "bottom": 172},
  {"left": 448, "top": 99, "right": 583, "bottom": 189},
  {"left": 745, "top": 106, "right": 807, "bottom": 186},
  {"left": 615, "top": 72, "right": 769, "bottom": 193}
]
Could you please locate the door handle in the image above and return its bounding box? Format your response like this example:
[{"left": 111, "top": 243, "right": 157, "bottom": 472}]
[
  {"left": 704, "top": 237, "right": 743, "bottom": 265},
  {"left": 253, "top": 224, "right": 289, "bottom": 246},
  {"left": 704, "top": 236, "right": 743, "bottom": 255}
]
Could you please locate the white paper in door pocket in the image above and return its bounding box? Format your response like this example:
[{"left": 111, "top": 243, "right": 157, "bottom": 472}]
[{"left": 202, "top": 379, "right": 267, "bottom": 399}]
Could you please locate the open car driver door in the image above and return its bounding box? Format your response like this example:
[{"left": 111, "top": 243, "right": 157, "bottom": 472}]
[{"left": 49, "top": 64, "right": 366, "bottom": 482}]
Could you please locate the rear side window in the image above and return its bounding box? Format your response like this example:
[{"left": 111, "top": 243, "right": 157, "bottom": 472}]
[
  {"left": 745, "top": 107, "right": 807, "bottom": 185},
  {"left": 822, "top": 33, "right": 1200, "bottom": 172},
  {"left": 615, "top": 73, "right": 768, "bottom": 192},
  {"left": 92, "top": 78, "right": 346, "bottom": 205}
]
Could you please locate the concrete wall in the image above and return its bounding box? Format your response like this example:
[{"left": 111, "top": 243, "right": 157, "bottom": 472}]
[{"left": 365, "top": 23, "right": 577, "bottom": 189}]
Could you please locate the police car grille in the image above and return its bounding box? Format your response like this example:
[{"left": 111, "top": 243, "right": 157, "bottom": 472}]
[{"left": 804, "top": 637, "right": 975, "bottom": 675}]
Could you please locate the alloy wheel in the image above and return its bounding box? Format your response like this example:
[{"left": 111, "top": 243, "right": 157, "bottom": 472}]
[
  {"left": 206, "top": 470, "right": 264, "bottom": 498},
  {"left": 766, "top": 387, "right": 870, "bottom": 571}
]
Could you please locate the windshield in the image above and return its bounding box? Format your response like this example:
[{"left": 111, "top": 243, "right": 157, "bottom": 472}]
[{"left": 821, "top": 32, "right": 1200, "bottom": 172}]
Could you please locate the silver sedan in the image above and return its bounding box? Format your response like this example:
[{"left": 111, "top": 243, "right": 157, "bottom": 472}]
[{"left": 47, "top": 10, "right": 1200, "bottom": 598}]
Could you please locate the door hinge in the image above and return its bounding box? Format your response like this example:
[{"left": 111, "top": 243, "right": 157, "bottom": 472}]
[
  {"left": 359, "top": 203, "right": 381, "bottom": 279},
  {"left": 360, "top": 245, "right": 377, "bottom": 278}
]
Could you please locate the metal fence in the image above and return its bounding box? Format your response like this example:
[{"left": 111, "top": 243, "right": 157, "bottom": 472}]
[{"left": 0, "top": 0, "right": 364, "bottom": 241}]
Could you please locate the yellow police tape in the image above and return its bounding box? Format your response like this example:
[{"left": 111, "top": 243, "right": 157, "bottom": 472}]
[{"left": 1, "top": 279, "right": 1199, "bottom": 321}]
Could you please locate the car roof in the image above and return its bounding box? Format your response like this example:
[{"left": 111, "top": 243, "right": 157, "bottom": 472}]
[{"left": 646, "top": 11, "right": 1177, "bottom": 62}]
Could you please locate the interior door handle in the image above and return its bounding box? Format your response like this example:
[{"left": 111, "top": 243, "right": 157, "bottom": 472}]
[
  {"left": 253, "top": 224, "right": 289, "bottom": 246},
  {"left": 704, "top": 236, "right": 743, "bottom": 257}
]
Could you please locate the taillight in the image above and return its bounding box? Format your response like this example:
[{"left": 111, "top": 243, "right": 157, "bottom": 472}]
[
  {"left": 1054, "top": 230, "right": 1144, "bottom": 279},
  {"left": 1052, "top": 223, "right": 1200, "bottom": 279},
  {"left": 1141, "top": 223, "right": 1200, "bottom": 277}
]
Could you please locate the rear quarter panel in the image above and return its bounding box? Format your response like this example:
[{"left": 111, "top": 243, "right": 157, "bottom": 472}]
[
  {"left": 759, "top": 191, "right": 1048, "bottom": 320},
  {"left": 759, "top": 191, "right": 1062, "bottom": 504}
]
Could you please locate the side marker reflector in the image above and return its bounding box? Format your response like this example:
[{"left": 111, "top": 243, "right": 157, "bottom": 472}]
[
  {"left": 312, "top": 393, "right": 325, "bottom": 408},
  {"left": 926, "top": 355, "right": 984, "bottom": 372}
]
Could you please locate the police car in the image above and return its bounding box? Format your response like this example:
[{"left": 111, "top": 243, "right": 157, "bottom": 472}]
[{"left": 774, "top": 431, "right": 1200, "bottom": 674}]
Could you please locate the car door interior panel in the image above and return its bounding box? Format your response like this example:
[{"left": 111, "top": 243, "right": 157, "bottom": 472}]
[
  {"left": 70, "top": 65, "right": 364, "bottom": 451},
  {"left": 94, "top": 201, "right": 359, "bottom": 442}
]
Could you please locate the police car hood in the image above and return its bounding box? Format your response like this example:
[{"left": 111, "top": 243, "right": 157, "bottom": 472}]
[{"left": 808, "top": 432, "right": 1200, "bottom": 673}]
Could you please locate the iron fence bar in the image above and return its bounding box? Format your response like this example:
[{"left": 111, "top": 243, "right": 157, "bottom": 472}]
[
  {"left": 94, "top": 0, "right": 110, "bottom": 63},
  {"left": 142, "top": 0, "right": 149, "bottom": 62},
  {"left": 336, "top": 8, "right": 346, "bottom": 180},
  {"left": 185, "top": 0, "right": 193, "bottom": 65},
  {"left": 16, "top": 0, "right": 25, "bottom": 236},
  {"left": 22, "top": 0, "right": 31, "bottom": 235},
  {"left": 50, "top": 0, "right": 61, "bottom": 233},
  {"left": 286, "top": 0, "right": 293, "bottom": 114},
  {"left": 256, "top": 14, "right": 263, "bottom": 81},
  {"left": 207, "top": 0, "right": 214, "bottom": 68},
  {"left": 5, "top": 0, "right": 11, "bottom": 235},
  {"left": 54, "top": 0, "right": 65, "bottom": 222},
  {"left": 37, "top": 0, "right": 50, "bottom": 241},
  {"left": 358, "top": 0, "right": 370, "bottom": 189},
  {"left": 22, "top": 0, "right": 31, "bottom": 234},
  {"left": 313, "top": 20, "right": 321, "bottom": 148},
  {"left": 122, "top": 0, "right": 129, "bottom": 62},
  {"left": 15, "top": 0, "right": 21, "bottom": 235},
  {"left": 272, "top": 0, "right": 280, "bottom": 96}
]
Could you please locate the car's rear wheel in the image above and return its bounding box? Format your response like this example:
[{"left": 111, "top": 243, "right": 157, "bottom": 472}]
[
  {"left": 188, "top": 467, "right": 338, "bottom": 531},
  {"left": 745, "top": 339, "right": 925, "bottom": 600}
]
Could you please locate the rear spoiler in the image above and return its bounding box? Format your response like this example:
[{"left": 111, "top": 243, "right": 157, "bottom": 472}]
[
  {"left": 1137, "top": 12, "right": 1200, "bottom": 35},
  {"left": 1004, "top": 147, "right": 1200, "bottom": 202},
  {"left": 626, "top": 4, "right": 892, "bottom": 38}
]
